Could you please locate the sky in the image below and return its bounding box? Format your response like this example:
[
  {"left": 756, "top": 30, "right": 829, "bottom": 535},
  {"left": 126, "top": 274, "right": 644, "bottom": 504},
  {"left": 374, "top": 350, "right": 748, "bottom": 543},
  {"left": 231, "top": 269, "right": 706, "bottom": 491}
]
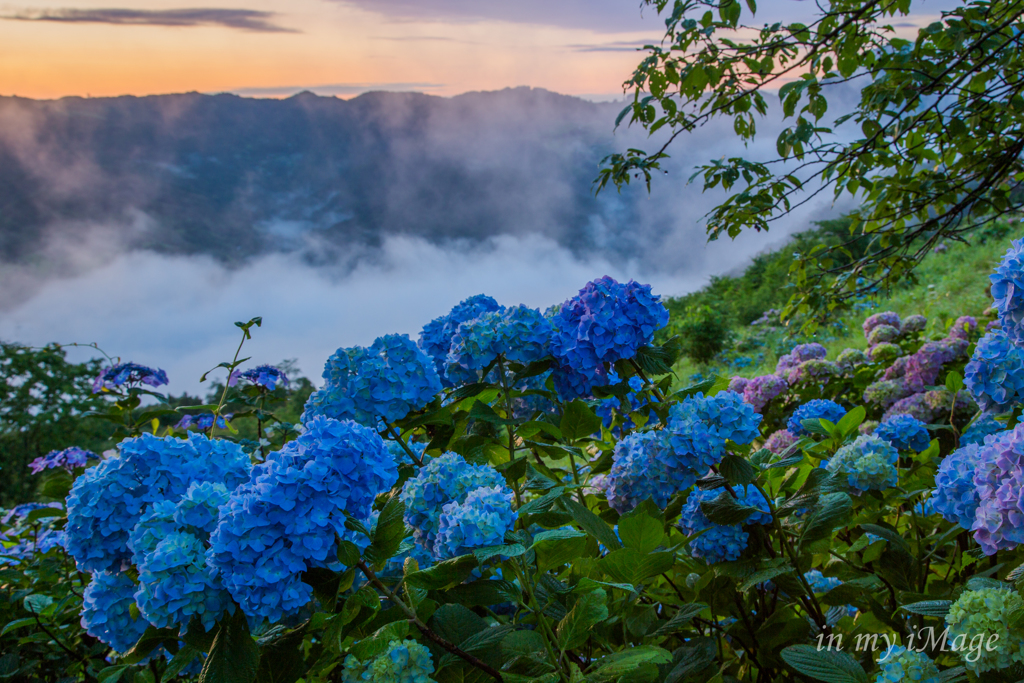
[{"left": 0, "top": 0, "right": 955, "bottom": 101}]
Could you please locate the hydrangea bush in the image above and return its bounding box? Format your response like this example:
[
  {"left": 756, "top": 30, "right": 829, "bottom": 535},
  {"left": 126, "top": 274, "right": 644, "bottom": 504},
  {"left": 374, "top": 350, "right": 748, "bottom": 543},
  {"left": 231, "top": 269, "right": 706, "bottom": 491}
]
[{"left": 9, "top": 255, "right": 1024, "bottom": 683}]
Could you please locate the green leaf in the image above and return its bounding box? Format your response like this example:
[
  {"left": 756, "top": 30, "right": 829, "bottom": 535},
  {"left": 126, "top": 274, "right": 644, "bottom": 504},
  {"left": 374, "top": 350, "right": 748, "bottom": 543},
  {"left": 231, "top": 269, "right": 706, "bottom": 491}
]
[
  {"left": 337, "top": 540, "right": 361, "bottom": 567},
  {"left": 22, "top": 594, "right": 53, "bottom": 614},
  {"left": 445, "top": 580, "right": 521, "bottom": 608},
  {"left": 699, "top": 490, "right": 762, "bottom": 525},
  {"left": 0, "top": 617, "right": 35, "bottom": 636},
  {"left": 557, "top": 589, "right": 609, "bottom": 650},
  {"left": 946, "top": 371, "right": 965, "bottom": 393},
  {"left": 199, "top": 609, "right": 259, "bottom": 683},
  {"left": 586, "top": 645, "right": 672, "bottom": 682},
  {"left": 860, "top": 523, "right": 912, "bottom": 556},
  {"left": 164, "top": 645, "right": 202, "bottom": 680},
  {"left": 349, "top": 621, "right": 410, "bottom": 662},
  {"left": 405, "top": 555, "right": 478, "bottom": 590},
  {"left": 255, "top": 627, "right": 307, "bottom": 683},
  {"left": 801, "top": 493, "right": 852, "bottom": 544},
  {"left": 532, "top": 528, "right": 588, "bottom": 572},
  {"left": 664, "top": 637, "right": 716, "bottom": 683},
  {"left": 652, "top": 602, "right": 708, "bottom": 635},
  {"left": 836, "top": 406, "right": 866, "bottom": 437},
  {"left": 559, "top": 497, "right": 622, "bottom": 551},
  {"left": 560, "top": 400, "right": 603, "bottom": 440},
  {"left": 518, "top": 487, "right": 565, "bottom": 516},
  {"left": 23, "top": 507, "right": 65, "bottom": 523},
  {"left": 718, "top": 454, "right": 756, "bottom": 486},
  {"left": 617, "top": 504, "right": 666, "bottom": 554},
  {"left": 599, "top": 548, "right": 676, "bottom": 584},
  {"left": 97, "top": 666, "right": 131, "bottom": 683},
  {"left": 900, "top": 600, "right": 952, "bottom": 617},
  {"left": 473, "top": 543, "right": 526, "bottom": 564},
  {"left": 780, "top": 644, "right": 868, "bottom": 683},
  {"left": 365, "top": 497, "right": 407, "bottom": 570}
]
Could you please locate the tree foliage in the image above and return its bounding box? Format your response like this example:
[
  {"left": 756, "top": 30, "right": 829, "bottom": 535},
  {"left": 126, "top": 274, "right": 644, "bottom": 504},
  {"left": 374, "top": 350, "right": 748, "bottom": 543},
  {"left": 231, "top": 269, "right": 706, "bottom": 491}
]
[{"left": 599, "top": 0, "right": 1024, "bottom": 318}]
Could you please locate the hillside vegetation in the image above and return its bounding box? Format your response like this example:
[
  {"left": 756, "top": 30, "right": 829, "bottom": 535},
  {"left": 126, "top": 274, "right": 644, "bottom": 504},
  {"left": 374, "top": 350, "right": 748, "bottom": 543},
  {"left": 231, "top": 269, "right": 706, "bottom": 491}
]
[{"left": 662, "top": 215, "right": 1019, "bottom": 383}]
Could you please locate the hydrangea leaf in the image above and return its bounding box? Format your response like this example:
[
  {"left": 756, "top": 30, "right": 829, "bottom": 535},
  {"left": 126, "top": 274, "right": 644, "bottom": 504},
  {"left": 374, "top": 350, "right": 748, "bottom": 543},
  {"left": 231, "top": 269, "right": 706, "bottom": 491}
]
[
  {"left": 198, "top": 609, "right": 259, "bottom": 683},
  {"left": 348, "top": 621, "right": 410, "bottom": 662},
  {"left": 780, "top": 644, "right": 868, "bottom": 683},
  {"left": 559, "top": 497, "right": 622, "bottom": 551},
  {"left": 617, "top": 505, "right": 666, "bottom": 554},
  {"left": 560, "top": 401, "right": 603, "bottom": 441},
  {"left": 556, "top": 588, "right": 609, "bottom": 650},
  {"left": 405, "top": 555, "right": 478, "bottom": 590},
  {"left": 899, "top": 600, "right": 953, "bottom": 617},
  {"left": 799, "top": 493, "right": 852, "bottom": 545},
  {"left": 652, "top": 603, "right": 709, "bottom": 636},
  {"left": 586, "top": 645, "right": 672, "bottom": 682}
]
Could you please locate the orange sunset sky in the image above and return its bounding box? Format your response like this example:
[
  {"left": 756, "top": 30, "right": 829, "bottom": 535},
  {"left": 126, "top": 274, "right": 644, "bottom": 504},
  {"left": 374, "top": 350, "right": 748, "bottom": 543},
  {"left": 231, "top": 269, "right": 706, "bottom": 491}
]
[{"left": 0, "top": 0, "right": 954, "bottom": 101}]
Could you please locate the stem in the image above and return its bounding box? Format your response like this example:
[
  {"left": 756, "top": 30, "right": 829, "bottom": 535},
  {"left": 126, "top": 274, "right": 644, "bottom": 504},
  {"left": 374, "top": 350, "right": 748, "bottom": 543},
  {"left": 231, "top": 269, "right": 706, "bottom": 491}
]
[
  {"left": 495, "top": 358, "right": 524, "bottom": 509},
  {"left": 386, "top": 425, "right": 424, "bottom": 467},
  {"left": 358, "top": 562, "right": 504, "bottom": 681},
  {"left": 629, "top": 359, "right": 666, "bottom": 402},
  {"left": 211, "top": 331, "right": 248, "bottom": 437},
  {"left": 509, "top": 560, "right": 570, "bottom": 682}
]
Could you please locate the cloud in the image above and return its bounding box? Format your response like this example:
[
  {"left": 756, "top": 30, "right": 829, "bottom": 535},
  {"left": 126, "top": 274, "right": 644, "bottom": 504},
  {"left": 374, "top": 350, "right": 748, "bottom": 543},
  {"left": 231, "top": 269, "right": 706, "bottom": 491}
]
[
  {"left": 332, "top": 0, "right": 657, "bottom": 33},
  {"left": 225, "top": 82, "right": 446, "bottom": 98},
  {"left": 0, "top": 230, "right": 816, "bottom": 395},
  {"left": 1, "top": 7, "right": 296, "bottom": 32},
  {"left": 568, "top": 39, "right": 661, "bottom": 52}
]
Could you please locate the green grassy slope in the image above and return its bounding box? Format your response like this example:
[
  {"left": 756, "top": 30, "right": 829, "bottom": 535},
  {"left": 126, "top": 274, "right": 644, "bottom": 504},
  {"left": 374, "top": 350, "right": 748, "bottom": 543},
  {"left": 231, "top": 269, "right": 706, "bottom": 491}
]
[{"left": 664, "top": 216, "right": 1020, "bottom": 384}]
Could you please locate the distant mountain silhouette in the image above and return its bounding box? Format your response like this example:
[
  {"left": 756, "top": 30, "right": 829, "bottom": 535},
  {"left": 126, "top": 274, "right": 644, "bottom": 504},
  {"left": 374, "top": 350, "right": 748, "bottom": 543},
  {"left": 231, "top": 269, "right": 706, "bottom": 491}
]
[{"left": 0, "top": 88, "right": 667, "bottom": 265}]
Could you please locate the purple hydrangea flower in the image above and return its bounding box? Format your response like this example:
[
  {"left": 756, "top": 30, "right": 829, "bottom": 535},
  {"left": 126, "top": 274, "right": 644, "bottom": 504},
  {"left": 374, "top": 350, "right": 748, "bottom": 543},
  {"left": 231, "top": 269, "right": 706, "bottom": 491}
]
[
  {"left": 238, "top": 365, "right": 289, "bottom": 391},
  {"left": 882, "top": 389, "right": 977, "bottom": 424},
  {"left": 728, "top": 376, "right": 750, "bottom": 394},
  {"left": 948, "top": 316, "right": 978, "bottom": 341},
  {"left": 867, "top": 325, "right": 900, "bottom": 347},
  {"left": 989, "top": 237, "right": 1024, "bottom": 344},
  {"left": 764, "top": 429, "right": 799, "bottom": 455},
  {"left": 742, "top": 374, "right": 788, "bottom": 412},
  {"left": 785, "top": 359, "right": 839, "bottom": 387},
  {"left": 863, "top": 379, "right": 913, "bottom": 409},
  {"left": 775, "top": 343, "right": 827, "bottom": 376},
  {"left": 863, "top": 311, "right": 901, "bottom": 338},
  {"left": 29, "top": 446, "right": 98, "bottom": 473},
  {"left": 901, "top": 315, "right": 928, "bottom": 334},
  {"left": 869, "top": 343, "right": 903, "bottom": 363},
  {"left": 971, "top": 424, "right": 1024, "bottom": 554},
  {"left": 93, "top": 362, "right": 168, "bottom": 393},
  {"left": 836, "top": 348, "right": 870, "bottom": 369}
]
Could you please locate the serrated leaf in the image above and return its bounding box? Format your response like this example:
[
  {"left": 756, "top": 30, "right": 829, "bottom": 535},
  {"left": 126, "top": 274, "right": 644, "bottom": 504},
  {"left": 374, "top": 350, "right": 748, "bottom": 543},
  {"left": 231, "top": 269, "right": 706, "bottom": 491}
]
[
  {"left": 900, "top": 600, "right": 952, "bottom": 617},
  {"left": 618, "top": 504, "right": 665, "bottom": 554},
  {"left": 405, "top": 554, "right": 478, "bottom": 590},
  {"left": 653, "top": 603, "right": 708, "bottom": 635},
  {"left": 718, "top": 454, "right": 756, "bottom": 486},
  {"left": 801, "top": 493, "right": 852, "bottom": 544},
  {"left": 560, "top": 401, "right": 603, "bottom": 441},
  {"left": 560, "top": 497, "right": 622, "bottom": 551},
  {"left": 365, "top": 497, "right": 407, "bottom": 570},
  {"left": 199, "top": 609, "right": 259, "bottom": 683}
]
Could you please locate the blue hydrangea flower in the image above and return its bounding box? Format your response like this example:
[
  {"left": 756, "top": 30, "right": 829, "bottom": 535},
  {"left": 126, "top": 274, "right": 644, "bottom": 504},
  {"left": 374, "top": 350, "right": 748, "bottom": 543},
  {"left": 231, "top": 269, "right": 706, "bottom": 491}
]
[
  {"left": 803, "top": 569, "right": 841, "bottom": 594},
  {"left": 874, "top": 415, "right": 931, "bottom": 452},
  {"left": 92, "top": 362, "right": 168, "bottom": 393},
  {"left": 875, "top": 645, "right": 940, "bottom": 683},
  {"left": 419, "top": 295, "right": 504, "bottom": 387},
  {"left": 548, "top": 277, "right": 668, "bottom": 399},
  {"left": 175, "top": 413, "right": 231, "bottom": 431},
  {"left": 605, "top": 431, "right": 676, "bottom": 513},
  {"left": 660, "top": 391, "right": 762, "bottom": 484},
  {"left": 386, "top": 439, "right": 427, "bottom": 466},
  {"left": 342, "top": 639, "right": 437, "bottom": 683},
  {"left": 399, "top": 452, "right": 508, "bottom": 556},
  {"left": 990, "top": 237, "right": 1024, "bottom": 345},
  {"left": 135, "top": 530, "right": 235, "bottom": 633},
  {"left": 434, "top": 486, "right": 516, "bottom": 559},
  {"left": 237, "top": 365, "right": 289, "bottom": 391},
  {"left": 28, "top": 446, "right": 98, "bottom": 473},
  {"left": 933, "top": 443, "right": 983, "bottom": 529},
  {"left": 208, "top": 417, "right": 398, "bottom": 622},
  {"left": 961, "top": 415, "right": 1005, "bottom": 446},
  {"left": 787, "top": 399, "right": 846, "bottom": 436},
  {"left": 304, "top": 334, "right": 443, "bottom": 428},
  {"left": 81, "top": 571, "right": 150, "bottom": 653},
  {"left": 826, "top": 435, "right": 898, "bottom": 492},
  {"left": 964, "top": 329, "right": 1024, "bottom": 412},
  {"left": 679, "top": 486, "right": 770, "bottom": 564},
  {"left": 443, "top": 305, "right": 551, "bottom": 383},
  {"left": 65, "top": 433, "right": 251, "bottom": 573}
]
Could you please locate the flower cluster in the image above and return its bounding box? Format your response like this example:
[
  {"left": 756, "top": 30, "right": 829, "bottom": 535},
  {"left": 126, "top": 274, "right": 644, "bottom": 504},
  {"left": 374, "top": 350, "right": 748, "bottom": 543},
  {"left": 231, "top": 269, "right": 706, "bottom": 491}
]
[
  {"left": 961, "top": 415, "right": 1004, "bottom": 446},
  {"left": 679, "top": 486, "right": 770, "bottom": 564},
  {"left": 209, "top": 417, "right": 398, "bottom": 622},
  {"left": 826, "top": 435, "right": 898, "bottom": 492},
  {"left": 399, "top": 453, "right": 512, "bottom": 558},
  {"left": 970, "top": 424, "right": 1024, "bottom": 554},
  {"left": 964, "top": 329, "right": 1024, "bottom": 412},
  {"left": 65, "top": 432, "right": 251, "bottom": 573},
  {"left": 445, "top": 305, "right": 552, "bottom": 383},
  {"left": 434, "top": 486, "right": 516, "bottom": 559},
  {"left": 237, "top": 364, "right": 289, "bottom": 390},
  {"left": 92, "top": 362, "right": 168, "bottom": 392},
  {"left": 764, "top": 429, "right": 799, "bottom": 455},
  {"left": 949, "top": 315, "right": 978, "bottom": 340},
  {"left": 874, "top": 415, "right": 930, "bottom": 452},
  {"left": 787, "top": 399, "right": 846, "bottom": 436},
  {"left": 875, "top": 645, "right": 940, "bottom": 683},
  {"left": 863, "top": 379, "right": 913, "bottom": 409},
  {"left": 989, "top": 237, "right": 1024, "bottom": 344},
  {"left": 661, "top": 391, "right": 762, "bottom": 486},
  {"left": 604, "top": 431, "right": 675, "bottom": 513},
  {"left": 342, "top": 639, "right": 437, "bottom": 683},
  {"left": 419, "top": 294, "right": 503, "bottom": 385},
  {"left": 80, "top": 571, "right": 150, "bottom": 653},
  {"left": 867, "top": 324, "right": 899, "bottom": 347},
  {"left": 304, "top": 334, "right": 443, "bottom": 427},
  {"left": 775, "top": 343, "right": 826, "bottom": 376},
  {"left": 945, "top": 587, "right": 1024, "bottom": 673},
  {"left": 175, "top": 413, "right": 231, "bottom": 431},
  {"left": 901, "top": 314, "right": 928, "bottom": 334},
  {"left": 28, "top": 446, "right": 98, "bottom": 473},
  {"left": 933, "top": 443, "right": 982, "bottom": 529},
  {"left": 869, "top": 343, "right": 903, "bottom": 363},
  {"left": 882, "top": 388, "right": 976, "bottom": 424},
  {"left": 595, "top": 374, "right": 652, "bottom": 435},
  {"left": 548, "top": 276, "right": 668, "bottom": 399},
  {"left": 836, "top": 348, "right": 870, "bottom": 369},
  {"left": 0, "top": 503, "right": 66, "bottom": 566},
  {"left": 741, "top": 375, "right": 788, "bottom": 412},
  {"left": 863, "top": 311, "right": 901, "bottom": 337}
]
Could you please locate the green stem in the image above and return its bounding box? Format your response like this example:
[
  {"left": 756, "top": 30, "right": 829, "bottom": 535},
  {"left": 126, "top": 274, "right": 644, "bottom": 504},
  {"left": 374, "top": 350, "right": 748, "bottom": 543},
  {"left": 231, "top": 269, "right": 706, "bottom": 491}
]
[
  {"left": 629, "top": 359, "right": 666, "bottom": 402},
  {"left": 387, "top": 424, "right": 424, "bottom": 467},
  {"left": 495, "top": 358, "right": 524, "bottom": 509}
]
